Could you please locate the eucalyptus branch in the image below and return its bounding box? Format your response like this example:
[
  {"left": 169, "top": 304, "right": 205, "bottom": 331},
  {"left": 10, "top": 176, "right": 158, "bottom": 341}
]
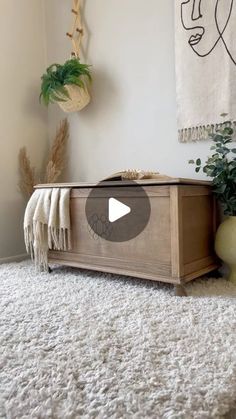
[{"left": 189, "top": 125, "right": 236, "bottom": 216}]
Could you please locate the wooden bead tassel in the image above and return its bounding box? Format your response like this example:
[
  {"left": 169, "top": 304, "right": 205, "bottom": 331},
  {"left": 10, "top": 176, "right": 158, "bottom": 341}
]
[{"left": 67, "top": 0, "right": 84, "bottom": 59}]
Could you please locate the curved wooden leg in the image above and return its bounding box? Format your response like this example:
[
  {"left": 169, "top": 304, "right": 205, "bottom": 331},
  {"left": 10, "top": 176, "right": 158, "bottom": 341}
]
[{"left": 175, "top": 284, "right": 187, "bottom": 297}]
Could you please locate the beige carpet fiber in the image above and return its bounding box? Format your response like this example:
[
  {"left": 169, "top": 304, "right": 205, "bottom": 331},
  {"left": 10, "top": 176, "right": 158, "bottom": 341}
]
[{"left": 0, "top": 261, "right": 236, "bottom": 419}]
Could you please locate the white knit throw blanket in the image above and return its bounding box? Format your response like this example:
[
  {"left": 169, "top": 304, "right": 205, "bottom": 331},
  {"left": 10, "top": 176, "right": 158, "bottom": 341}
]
[
  {"left": 175, "top": 1, "right": 236, "bottom": 142},
  {"left": 24, "top": 188, "right": 71, "bottom": 270}
]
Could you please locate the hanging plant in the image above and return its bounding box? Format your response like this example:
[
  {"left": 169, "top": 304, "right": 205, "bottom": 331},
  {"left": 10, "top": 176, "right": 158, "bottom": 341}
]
[
  {"left": 40, "top": 0, "right": 92, "bottom": 113},
  {"left": 40, "top": 58, "right": 91, "bottom": 112}
]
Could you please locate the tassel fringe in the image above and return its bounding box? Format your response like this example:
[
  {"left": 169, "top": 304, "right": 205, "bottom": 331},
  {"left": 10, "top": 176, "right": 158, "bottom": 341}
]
[
  {"left": 178, "top": 121, "right": 236, "bottom": 143},
  {"left": 24, "top": 222, "right": 71, "bottom": 271}
]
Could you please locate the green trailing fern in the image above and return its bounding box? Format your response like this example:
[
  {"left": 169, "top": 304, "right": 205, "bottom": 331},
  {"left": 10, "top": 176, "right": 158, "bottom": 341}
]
[
  {"left": 40, "top": 58, "right": 92, "bottom": 106},
  {"left": 189, "top": 123, "right": 236, "bottom": 216}
]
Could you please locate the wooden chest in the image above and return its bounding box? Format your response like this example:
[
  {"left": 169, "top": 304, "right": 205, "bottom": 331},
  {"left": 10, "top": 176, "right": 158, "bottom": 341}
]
[{"left": 37, "top": 179, "right": 219, "bottom": 295}]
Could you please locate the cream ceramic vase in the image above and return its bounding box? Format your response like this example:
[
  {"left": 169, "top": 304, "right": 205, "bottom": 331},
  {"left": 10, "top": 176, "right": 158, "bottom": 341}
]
[{"left": 215, "top": 216, "right": 236, "bottom": 284}]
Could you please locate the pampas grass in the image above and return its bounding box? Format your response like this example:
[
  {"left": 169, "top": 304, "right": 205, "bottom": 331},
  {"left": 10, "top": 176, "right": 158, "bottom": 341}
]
[
  {"left": 18, "top": 119, "right": 69, "bottom": 198},
  {"left": 18, "top": 148, "right": 36, "bottom": 197},
  {"left": 45, "top": 119, "right": 69, "bottom": 183}
]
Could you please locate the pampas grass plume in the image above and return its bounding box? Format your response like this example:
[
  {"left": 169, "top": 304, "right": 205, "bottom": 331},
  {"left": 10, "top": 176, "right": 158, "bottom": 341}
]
[
  {"left": 18, "top": 148, "right": 36, "bottom": 197},
  {"left": 18, "top": 119, "right": 69, "bottom": 197}
]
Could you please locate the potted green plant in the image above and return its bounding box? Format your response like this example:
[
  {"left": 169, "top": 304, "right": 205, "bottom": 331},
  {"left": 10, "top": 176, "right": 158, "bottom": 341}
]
[
  {"left": 40, "top": 57, "right": 92, "bottom": 113},
  {"left": 189, "top": 123, "right": 236, "bottom": 283}
]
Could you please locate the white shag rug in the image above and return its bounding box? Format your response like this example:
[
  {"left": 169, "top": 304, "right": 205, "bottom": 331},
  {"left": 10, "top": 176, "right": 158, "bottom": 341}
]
[{"left": 0, "top": 261, "right": 236, "bottom": 419}]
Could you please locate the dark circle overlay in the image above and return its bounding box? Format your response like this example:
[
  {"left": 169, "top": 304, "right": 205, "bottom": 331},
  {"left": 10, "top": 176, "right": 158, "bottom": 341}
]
[{"left": 85, "top": 181, "right": 151, "bottom": 242}]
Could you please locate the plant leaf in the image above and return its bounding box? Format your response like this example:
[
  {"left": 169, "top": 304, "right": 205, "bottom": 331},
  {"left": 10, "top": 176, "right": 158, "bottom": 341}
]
[
  {"left": 196, "top": 158, "right": 201, "bottom": 166},
  {"left": 40, "top": 58, "right": 92, "bottom": 106}
]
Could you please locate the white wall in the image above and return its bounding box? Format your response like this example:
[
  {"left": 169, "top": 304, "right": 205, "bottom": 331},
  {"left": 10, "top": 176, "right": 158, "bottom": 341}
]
[
  {"left": 44, "top": 0, "right": 211, "bottom": 183},
  {"left": 1, "top": 0, "right": 213, "bottom": 259},
  {"left": 0, "top": 0, "right": 48, "bottom": 260}
]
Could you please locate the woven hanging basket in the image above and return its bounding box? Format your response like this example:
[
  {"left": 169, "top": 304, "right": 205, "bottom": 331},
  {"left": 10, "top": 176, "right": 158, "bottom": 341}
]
[{"left": 58, "top": 83, "right": 90, "bottom": 113}]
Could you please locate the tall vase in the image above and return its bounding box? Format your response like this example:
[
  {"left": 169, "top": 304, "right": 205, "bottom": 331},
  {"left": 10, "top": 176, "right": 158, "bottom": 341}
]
[{"left": 215, "top": 216, "right": 236, "bottom": 284}]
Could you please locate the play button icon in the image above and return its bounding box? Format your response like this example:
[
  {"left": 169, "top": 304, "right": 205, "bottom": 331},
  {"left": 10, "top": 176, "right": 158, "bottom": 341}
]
[
  {"left": 85, "top": 181, "right": 151, "bottom": 242},
  {"left": 109, "top": 198, "right": 131, "bottom": 223}
]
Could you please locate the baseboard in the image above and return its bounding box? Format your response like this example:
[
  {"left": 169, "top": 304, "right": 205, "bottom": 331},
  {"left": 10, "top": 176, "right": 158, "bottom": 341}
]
[{"left": 0, "top": 253, "right": 29, "bottom": 264}]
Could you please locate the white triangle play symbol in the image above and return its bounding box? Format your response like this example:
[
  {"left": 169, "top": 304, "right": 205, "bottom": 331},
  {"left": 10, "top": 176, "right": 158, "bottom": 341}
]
[{"left": 108, "top": 198, "right": 131, "bottom": 223}]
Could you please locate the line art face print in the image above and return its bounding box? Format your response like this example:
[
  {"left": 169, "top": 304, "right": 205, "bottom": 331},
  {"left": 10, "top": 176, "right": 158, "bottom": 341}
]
[{"left": 180, "top": 0, "right": 236, "bottom": 65}]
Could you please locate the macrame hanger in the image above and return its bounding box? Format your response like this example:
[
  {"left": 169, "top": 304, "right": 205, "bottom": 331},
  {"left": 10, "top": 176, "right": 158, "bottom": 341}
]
[{"left": 66, "top": 0, "right": 84, "bottom": 59}]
